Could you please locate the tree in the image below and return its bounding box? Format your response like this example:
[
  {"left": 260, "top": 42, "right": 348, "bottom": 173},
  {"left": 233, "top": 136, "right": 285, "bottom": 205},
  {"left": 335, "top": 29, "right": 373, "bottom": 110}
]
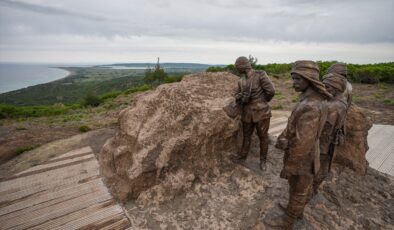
[{"left": 144, "top": 57, "right": 168, "bottom": 86}]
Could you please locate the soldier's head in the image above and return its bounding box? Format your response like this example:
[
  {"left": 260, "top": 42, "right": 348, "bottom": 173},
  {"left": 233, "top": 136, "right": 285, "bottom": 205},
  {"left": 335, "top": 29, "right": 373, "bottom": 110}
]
[
  {"left": 291, "top": 60, "right": 332, "bottom": 98},
  {"left": 235, "top": 56, "right": 252, "bottom": 74},
  {"left": 327, "top": 62, "right": 347, "bottom": 78},
  {"left": 322, "top": 73, "right": 347, "bottom": 97}
]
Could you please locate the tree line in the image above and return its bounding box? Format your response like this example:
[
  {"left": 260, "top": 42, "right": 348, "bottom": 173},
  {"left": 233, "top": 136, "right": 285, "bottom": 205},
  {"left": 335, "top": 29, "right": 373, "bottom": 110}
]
[{"left": 207, "top": 57, "right": 394, "bottom": 84}]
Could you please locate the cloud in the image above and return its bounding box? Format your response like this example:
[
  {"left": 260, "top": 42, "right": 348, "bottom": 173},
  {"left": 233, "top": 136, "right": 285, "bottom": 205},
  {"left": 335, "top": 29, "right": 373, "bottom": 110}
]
[
  {"left": 0, "top": 0, "right": 106, "bottom": 21},
  {"left": 0, "top": 0, "right": 393, "bottom": 63}
]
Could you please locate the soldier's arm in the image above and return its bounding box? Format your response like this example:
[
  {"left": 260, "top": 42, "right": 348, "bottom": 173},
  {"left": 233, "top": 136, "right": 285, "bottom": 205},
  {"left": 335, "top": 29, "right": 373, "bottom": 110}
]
[
  {"left": 233, "top": 81, "right": 241, "bottom": 97},
  {"left": 286, "top": 106, "right": 320, "bottom": 162},
  {"left": 259, "top": 72, "right": 275, "bottom": 102}
]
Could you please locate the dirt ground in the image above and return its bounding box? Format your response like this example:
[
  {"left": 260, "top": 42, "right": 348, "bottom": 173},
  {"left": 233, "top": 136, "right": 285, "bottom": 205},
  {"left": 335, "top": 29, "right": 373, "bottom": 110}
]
[{"left": 0, "top": 79, "right": 393, "bottom": 171}]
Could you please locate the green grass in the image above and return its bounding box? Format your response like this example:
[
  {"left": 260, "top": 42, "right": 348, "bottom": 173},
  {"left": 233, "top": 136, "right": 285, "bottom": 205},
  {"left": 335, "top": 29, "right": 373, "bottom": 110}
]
[
  {"left": 0, "top": 104, "right": 81, "bottom": 119},
  {"left": 124, "top": 84, "right": 151, "bottom": 95},
  {"left": 274, "top": 91, "right": 285, "bottom": 100},
  {"left": 291, "top": 96, "right": 299, "bottom": 103},
  {"left": 272, "top": 104, "right": 284, "bottom": 110},
  {"left": 15, "top": 146, "right": 36, "bottom": 155},
  {"left": 15, "top": 126, "right": 27, "bottom": 130},
  {"left": 383, "top": 99, "right": 394, "bottom": 106}
]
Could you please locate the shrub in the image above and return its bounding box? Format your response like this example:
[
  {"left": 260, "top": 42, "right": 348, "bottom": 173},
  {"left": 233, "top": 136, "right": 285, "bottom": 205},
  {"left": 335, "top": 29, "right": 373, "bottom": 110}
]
[
  {"left": 83, "top": 93, "right": 102, "bottom": 107},
  {"left": 124, "top": 85, "right": 151, "bottom": 95},
  {"left": 16, "top": 146, "right": 36, "bottom": 155},
  {"left": 79, "top": 125, "right": 91, "bottom": 132},
  {"left": 100, "top": 91, "right": 122, "bottom": 101}
]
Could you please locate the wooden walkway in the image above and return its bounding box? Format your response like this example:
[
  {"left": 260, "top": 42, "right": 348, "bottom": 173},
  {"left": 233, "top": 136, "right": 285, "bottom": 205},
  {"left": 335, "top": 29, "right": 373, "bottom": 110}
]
[
  {"left": 0, "top": 146, "right": 131, "bottom": 230},
  {"left": 366, "top": 124, "right": 394, "bottom": 176}
]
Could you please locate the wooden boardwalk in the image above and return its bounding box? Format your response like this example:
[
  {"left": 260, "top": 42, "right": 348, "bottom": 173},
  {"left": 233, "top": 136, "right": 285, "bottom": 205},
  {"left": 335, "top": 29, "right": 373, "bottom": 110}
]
[
  {"left": 0, "top": 146, "right": 131, "bottom": 230},
  {"left": 366, "top": 124, "right": 394, "bottom": 176}
]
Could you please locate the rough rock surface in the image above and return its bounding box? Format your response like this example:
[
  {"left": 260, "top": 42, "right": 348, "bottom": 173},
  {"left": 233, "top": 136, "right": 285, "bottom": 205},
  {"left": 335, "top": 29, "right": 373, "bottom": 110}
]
[
  {"left": 99, "top": 72, "right": 241, "bottom": 202},
  {"left": 334, "top": 104, "right": 373, "bottom": 175},
  {"left": 99, "top": 72, "right": 393, "bottom": 229}
]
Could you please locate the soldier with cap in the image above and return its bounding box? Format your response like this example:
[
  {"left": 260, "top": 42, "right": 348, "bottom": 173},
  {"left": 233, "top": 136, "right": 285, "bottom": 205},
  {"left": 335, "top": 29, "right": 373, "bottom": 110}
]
[
  {"left": 313, "top": 73, "right": 348, "bottom": 194},
  {"left": 264, "top": 60, "right": 331, "bottom": 229},
  {"left": 231, "top": 56, "right": 275, "bottom": 171},
  {"left": 327, "top": 62, "right": 352, "bottom": 106}
]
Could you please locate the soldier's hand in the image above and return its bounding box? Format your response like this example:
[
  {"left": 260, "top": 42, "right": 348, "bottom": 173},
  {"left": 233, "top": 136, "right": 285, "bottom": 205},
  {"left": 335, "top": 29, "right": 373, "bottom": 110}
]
[
  {"left": 235, "top": 93, "right": 242, "bottom": 100},
  {"left": 280, "top": 169, "right": 291, "bottom": 179},
  {"left": 275, "top": 136, "right": 288, "bottom": 150}
]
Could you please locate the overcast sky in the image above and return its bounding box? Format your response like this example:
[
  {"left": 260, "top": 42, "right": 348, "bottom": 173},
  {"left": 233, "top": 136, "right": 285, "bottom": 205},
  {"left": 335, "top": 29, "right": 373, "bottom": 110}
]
[{"left": 0, "top": 0, "right": 393, "bottom": 64}]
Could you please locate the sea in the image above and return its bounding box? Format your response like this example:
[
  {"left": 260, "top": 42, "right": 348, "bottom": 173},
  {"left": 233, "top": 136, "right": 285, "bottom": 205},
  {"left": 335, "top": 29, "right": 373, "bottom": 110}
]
[{"left": 0, "top": 63, "right": 76, "bottom": 94}]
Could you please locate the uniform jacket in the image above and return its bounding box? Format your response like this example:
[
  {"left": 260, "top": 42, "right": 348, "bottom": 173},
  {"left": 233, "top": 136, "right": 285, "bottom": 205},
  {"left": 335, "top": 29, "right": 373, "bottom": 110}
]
[
  {"left": 319, "top": 95, "right": 348, "bottom": 155},
  {"left": 277, "top": 88, "right": 328, "bottom": 176},
  {"left": 234, "top": 70, "right": 275, "bottom": 123}
]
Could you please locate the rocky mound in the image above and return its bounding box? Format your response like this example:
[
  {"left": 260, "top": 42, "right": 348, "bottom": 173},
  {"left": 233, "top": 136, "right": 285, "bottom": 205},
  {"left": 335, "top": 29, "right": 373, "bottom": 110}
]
[
  {"left": 99, "top": 72, "right": 241, "bottom": 202},
  {"left": 98, "top": 72, "right": 393, "bottom": 229},
  {"left": 334, "top": 104, "right": 373, "bottom": 175}
]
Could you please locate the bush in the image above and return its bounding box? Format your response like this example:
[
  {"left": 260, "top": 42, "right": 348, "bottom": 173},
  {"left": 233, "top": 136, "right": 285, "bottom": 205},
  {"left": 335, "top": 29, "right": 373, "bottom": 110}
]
[
  {"left": 124, "top": 85, "right": 151, "bottom": 95},
  {"left": 16, "top": 146, "right": 36, "bottom": 155},
  {"left": 100, "top": 91, "right": 122, "bottom": 101},
  {"left": 83, "top": 93, "right": 102, "bottom": 107},
  {"left": 79, "top": 125, "right": 91, "bottom": 132},
  {"left": 164, "top": 75, "right": 183, "bottom": 83}
]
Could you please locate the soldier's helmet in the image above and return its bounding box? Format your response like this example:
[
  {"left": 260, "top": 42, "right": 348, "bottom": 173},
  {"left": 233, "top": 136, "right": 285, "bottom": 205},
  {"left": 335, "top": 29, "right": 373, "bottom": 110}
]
[
  {"left": 327, "top": 63, "right": 347, "bottom": 78},
  {"left": 235, "top": 56, "right": 252, "bottom": 70},
  {"left": 291, "top": 60, "right": 332, "bottom": 98}
]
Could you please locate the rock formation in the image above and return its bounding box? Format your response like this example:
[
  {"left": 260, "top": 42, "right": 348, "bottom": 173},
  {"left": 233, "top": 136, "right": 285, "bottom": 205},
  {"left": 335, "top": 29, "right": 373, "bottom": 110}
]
[
  {"left": 99, "top": 72, "right": 241, "bottom": 202},
  {"left": 334, "top": 104, "right": 373, "bottom": 175}
]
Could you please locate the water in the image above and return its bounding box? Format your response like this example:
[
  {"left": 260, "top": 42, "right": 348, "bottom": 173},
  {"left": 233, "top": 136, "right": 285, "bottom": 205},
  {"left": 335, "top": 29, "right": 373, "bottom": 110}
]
[{"left": 0, "top": 63, "right": 70, "bottom": 94}]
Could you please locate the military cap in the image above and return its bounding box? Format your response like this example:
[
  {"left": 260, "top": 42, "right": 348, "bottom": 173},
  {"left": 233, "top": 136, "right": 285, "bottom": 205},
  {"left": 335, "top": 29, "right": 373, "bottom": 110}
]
[
  {"left": 291, "top": 60, "right": 332, "bottom": 98},
  {"left": 327, "top": 63, "right": 347, "bottom": 77},
  {"left": 235, "top": 56, "right": 252, "bottom": 70}
]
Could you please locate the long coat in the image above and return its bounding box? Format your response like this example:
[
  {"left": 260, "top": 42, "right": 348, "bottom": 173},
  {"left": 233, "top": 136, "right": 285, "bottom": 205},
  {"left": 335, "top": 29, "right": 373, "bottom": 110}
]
[{"left": 277, "top": 89, "right": 328, "bottom": 176}]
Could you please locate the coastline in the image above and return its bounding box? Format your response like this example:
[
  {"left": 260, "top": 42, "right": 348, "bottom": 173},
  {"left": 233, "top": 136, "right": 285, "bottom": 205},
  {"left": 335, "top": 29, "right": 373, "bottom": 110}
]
[{"left": 0, "top": 65, "right": 73, "bottom": 94}]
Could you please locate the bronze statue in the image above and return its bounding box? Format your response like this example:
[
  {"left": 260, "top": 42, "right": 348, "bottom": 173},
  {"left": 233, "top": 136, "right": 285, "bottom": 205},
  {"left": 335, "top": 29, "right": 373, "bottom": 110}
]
[
  {"left": 231, "top": 56, "right": 275, "bottom": 171},
  {"left": 327, "top": 62, "right": 352, "bottom": 106},
  {"left": 265, "top": 60, "right": 331, "bottom": 228},
  {"left": 313, "top": 73, "right": 348, "bottom": 194}
]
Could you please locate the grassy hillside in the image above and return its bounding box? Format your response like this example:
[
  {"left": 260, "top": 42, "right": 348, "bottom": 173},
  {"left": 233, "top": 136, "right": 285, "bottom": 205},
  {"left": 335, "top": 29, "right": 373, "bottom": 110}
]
[{"left": 0, "top": 63, "right": 205, "bottom": 106}]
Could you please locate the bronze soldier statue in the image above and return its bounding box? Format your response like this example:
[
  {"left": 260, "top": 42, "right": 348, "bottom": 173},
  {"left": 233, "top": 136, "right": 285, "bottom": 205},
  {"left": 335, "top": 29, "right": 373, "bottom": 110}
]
[
  {"left": 327, "top": 62, "right": 352, "bottom": 106},
  {"left": 313, "top": 73, "right": 348, "bottom": 194},
  {"left": 265, "top": 60, "right": 331, "bottom": 229},
  {"left": 231, "top": 56, "right": 275, "bottom": 171}
]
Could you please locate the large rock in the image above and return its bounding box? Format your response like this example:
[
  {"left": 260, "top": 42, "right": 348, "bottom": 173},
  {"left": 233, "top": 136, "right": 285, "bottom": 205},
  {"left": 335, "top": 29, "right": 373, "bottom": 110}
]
[
  {"left": 334, "top": 104, "right": 373, "bottom": 175},
  {"left": 98, "top": 72, "right": 241, "bottom": 202}
]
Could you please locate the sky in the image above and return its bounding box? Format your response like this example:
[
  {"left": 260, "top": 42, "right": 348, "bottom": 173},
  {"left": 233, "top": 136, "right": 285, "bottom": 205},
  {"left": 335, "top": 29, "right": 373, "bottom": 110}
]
[{"left": 0, "top": 0, "right": 393, "bottom": 64}]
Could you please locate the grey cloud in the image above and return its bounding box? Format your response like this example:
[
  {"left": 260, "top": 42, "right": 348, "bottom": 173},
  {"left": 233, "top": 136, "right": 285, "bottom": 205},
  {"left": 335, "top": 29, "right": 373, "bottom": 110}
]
[{"left": 0, "top": 0, "right": 106, "bottom": 21}]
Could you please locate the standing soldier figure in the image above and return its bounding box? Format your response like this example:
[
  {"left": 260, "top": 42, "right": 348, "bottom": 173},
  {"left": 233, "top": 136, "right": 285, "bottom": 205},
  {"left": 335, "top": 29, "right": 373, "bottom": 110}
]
[
  {"left": 231, "top": 56, "right": 275, "bottom": 171},
  {"left": 265, "top": 60, "right": 331, "bottom": 229},
  {"left": 313, "top": 73, "right": 348, "bottom": 194},
  {"left": 327, "top": 62, "right": 352, "bottom": 106}
]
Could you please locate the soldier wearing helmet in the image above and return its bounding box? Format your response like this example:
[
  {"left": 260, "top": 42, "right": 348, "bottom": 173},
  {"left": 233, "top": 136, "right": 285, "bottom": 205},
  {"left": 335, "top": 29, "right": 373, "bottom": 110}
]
[{"left": 232, "top": 56, "right": 275, "bottom": 171}]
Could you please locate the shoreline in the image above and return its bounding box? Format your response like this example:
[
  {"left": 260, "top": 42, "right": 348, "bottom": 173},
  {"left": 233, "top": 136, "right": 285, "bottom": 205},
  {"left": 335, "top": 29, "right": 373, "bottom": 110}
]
[{"left": 0, "top": 66, "right": 74, "bottom": 94}]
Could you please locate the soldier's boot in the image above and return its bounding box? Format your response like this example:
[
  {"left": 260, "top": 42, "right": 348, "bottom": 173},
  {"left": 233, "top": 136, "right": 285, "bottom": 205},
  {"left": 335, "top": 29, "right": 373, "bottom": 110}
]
[
  {"left": 259, "top": 158, "right": 267, "bottom": 171},
  {"left": 277, "top": 202, "right": 303, "bottom": 219},
  {"left": 264, "top": 213, "right": 295, "bottom": 230},
  {"left": 259, "top": 133, "right": 269, "bottom": 172},
  {"left": 231, "top": 154, "right": 247, "bottom": 164}
]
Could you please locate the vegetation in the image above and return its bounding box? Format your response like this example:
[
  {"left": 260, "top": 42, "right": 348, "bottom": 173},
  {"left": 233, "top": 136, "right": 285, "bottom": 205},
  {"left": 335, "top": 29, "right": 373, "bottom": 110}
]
[
  {"left": 206, "top": 58, "right": 394, "bottom": 84},
  {"left": 16, "top": 146, "right": 36, "bottom": 155},
  {"left": 144, "top": 58, "right": 168, "bottom": 86},
  {"left": 79, "top": 125, "right": 91, "bottom": 132},
  {"left": 83, "top": 92, "right": 103, "bottom": 107}
]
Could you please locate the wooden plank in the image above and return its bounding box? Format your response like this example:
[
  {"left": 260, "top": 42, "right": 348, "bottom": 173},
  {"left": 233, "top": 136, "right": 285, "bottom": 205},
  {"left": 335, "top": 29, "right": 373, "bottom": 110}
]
[{"left": 50, "top": 146, "right": 93, "bottom": 161}]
